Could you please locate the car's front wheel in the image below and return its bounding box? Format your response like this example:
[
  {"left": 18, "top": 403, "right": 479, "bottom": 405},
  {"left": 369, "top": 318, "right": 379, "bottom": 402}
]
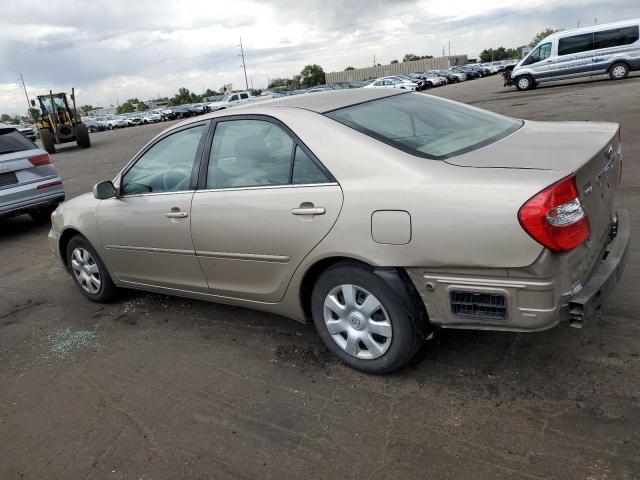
[
  {"left": 515, "top": 75, "right": 535, "bottom": 91},
  {"left": 311, "top": 262, "right": 421, "bottom": 374},
  {"left": 66, "top": 235, "right": 117, "bottom": 303}
]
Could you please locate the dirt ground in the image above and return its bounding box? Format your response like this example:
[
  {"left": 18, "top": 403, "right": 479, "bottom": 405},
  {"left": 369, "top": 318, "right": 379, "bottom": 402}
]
[{"left": 1, "top": 74, "right": 639, "bottom": 480}]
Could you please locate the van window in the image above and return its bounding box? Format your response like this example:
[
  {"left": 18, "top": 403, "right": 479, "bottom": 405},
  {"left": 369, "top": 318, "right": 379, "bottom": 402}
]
[
  {"left": 240, "top": 93, "right": 249, "bottom": 100},
  {"left": 594, "top": 26, "right": 640, "bottom": 49},
  {"left": 620, "top": 26, "right": 640, "bottom": 45},
  {"left": 522, "top": 43, "right": 551, "bottom": 65},
  {"left": 558, "top": 33, "right": 594, "bottom": 56}
]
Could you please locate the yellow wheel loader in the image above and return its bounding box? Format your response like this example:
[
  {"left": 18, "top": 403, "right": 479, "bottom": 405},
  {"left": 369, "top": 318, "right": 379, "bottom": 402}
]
[{"left": 31, "top": 88, "right": 90, "bottom": 154}]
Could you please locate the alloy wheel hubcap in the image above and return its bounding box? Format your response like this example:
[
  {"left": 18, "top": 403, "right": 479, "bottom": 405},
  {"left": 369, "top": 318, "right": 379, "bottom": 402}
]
[
  {"left": 518, "top": 78, "right": 529, "bottom": 89},
  {"left": 323, "top": 284, "right": 392, "bottom": 360},
  {"left": 71, "top": 247, "right": 101, "bottom": 294}
]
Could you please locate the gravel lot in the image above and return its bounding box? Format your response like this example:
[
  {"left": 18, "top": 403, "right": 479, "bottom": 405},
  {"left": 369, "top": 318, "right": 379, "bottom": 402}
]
[{"left": 1, "top": 75, "right": 639, "bottom": 480}]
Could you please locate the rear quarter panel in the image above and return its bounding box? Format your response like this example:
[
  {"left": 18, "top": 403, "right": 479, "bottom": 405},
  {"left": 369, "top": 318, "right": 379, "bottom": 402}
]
[{"left": 256, "top": 108, "right": 560, "bottom": 269}]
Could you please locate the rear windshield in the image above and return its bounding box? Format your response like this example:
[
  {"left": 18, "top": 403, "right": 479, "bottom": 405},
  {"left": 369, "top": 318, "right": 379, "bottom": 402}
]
[
  {"left": 325, "top": 93, "right": 521, "bottom": 159},
  {"left": 0, "top": 128, "right": 37, "bottom": 154}
]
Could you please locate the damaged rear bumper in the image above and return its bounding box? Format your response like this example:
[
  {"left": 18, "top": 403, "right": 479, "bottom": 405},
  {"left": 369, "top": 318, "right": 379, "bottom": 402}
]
[{"left": 568, "top": 210, "right": 630, "bottom": 326}]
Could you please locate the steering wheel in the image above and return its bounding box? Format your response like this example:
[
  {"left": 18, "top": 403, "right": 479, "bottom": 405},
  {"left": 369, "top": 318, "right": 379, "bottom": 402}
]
[{"left": 162, "top": 165, "right": 192, "bottom": 192}]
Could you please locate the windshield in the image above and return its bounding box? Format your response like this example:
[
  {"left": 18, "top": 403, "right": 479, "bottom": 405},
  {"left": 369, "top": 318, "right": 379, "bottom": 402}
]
[
  {"left": 325, "top": 93, "right": 522, "bottom": 159},
  {"left": 40, "top": 96, "right": 67, "bottom": 114}
]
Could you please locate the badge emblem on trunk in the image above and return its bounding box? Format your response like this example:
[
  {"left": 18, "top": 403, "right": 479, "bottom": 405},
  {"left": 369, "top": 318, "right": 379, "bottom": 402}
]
[{"left": 583, "top": 181, "right": 593, "bottom": 196}]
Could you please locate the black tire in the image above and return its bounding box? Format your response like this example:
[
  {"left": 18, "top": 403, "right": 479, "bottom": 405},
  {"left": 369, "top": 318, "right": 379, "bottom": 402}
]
[
  {"left": 311, "top": 262, "right": 421, "bottom": 374},
  {"left": 66, "top": 235, "right": 117, "bottom": 303},
  {"left": 40, "top": 128, "right": 55, "bottom": 154},
  {"left": 29, "top": 204, "right": 56, "bottom": 222},
  {"left": 515, "top": 74, "right": 534, "bottom": 91},
  {"left": 76, "top": 124, "right": 91, "bottom": 148},
  {"left": 609, "top": 62, "right": 630, "bottom": 80}
]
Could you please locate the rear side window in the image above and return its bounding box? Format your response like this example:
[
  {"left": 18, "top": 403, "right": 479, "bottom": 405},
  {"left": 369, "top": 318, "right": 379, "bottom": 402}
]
[
  {"left": 207, "top": 120, "right": 293, "bottom": 189},
  {"left": 292, "top": 146, "right": 330, "bottom": 184},
  {"left": 325, "top": 93, "right": 521, "bottom": 159},
  {"left": 0, "top": 128, "right": 36, "bottom": 154},
  {"left": 594, "top": 26, "right": 639, "bottom": 49},
  {"left": 558, "top": 33, "right": 594, "bottom": 56}
]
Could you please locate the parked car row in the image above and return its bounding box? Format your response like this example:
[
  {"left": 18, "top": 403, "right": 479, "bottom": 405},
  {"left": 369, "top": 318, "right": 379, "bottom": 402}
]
[
  {"left": 306, "top": 62, "right": 511, "bottom": 95},
  {"left": 83, "top": 105, "right": 208, "bottom": 132}
]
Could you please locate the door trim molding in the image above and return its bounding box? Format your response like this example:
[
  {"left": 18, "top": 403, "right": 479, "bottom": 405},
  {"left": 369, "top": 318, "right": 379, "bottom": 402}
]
[
  {"left": 195, "top": 250, "right": 291, "bottom": 263},
  {"left": 105, "top": 245, "right": 194, "bottom": 256}
]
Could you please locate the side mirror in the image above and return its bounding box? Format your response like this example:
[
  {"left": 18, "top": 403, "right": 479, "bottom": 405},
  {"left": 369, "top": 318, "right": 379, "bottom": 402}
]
[
  {"left": 93, "top": 180, "right": 117, "bottom": 199},
  {"left": 30, "top": 99, "right": 36, "bottom": 107}
]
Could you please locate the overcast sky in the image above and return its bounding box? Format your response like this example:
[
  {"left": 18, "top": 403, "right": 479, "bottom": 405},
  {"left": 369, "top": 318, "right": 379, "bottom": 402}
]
[{"left": 1, "top": 0, "right": 638, "bottom": 114}]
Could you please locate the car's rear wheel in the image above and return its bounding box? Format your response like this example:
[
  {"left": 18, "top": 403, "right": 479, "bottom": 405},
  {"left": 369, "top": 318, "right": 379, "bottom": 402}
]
[
  {"left": 609, "top": 62, "right": 629, "bottom": 80},
  {"left": 515, "top": 75, "right": 534, "bottom": 91},
  {"left": 66, "top": 235, "right": 116, "bottom": 303},
  {"left": 311, "top": 262, "right": 421, "bottom": 374}
]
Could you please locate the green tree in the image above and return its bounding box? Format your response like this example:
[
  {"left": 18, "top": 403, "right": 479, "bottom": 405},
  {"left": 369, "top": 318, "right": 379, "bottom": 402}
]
[
  {"left": 300, "top": 64, "right": 325, "bottom": 88},
  {"left": 116, "top": 101, "right": 135, "bottom": 114},
  {"left": 268, "top": 78, "right": 290, "bottom": 88},
  {"left": 0, "top": 113, "right": 19, "bottom": 123},
  {"left": 28, "top": 107, "right": 41, "bottom": 122},
  {"left": 345, "top": 66, "right": 355, "bottom": 70},
  {"left": 79, "top": 105, "right": 94, "bottom": 115},
  {"left": 402, "top": 53, "right": 433, "bottom": 62},
  {"left": 529, "top": 28, "right": 561, "bottom": 47},
  {"left": 390, "top": 59, "right": 399, "bottom": 64},
  {"left": 137, "top": 102, "right": 149, "bottom": 111},
  {"left": 169, "top": 87, "right": 198, "bottom": 106},
  {"left": 479, "top": 46, "right": 523, "bottom": 62},
  {"left": 250, "top": 89, "right": 263, "bottom": 97}
]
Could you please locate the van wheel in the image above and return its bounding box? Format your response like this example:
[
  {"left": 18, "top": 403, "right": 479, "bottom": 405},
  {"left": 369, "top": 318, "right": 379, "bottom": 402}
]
[
  {"left": 311, "top": 262, "right": 421, "bottom": 374},
  {"left": 609, "top": 62, "right": 629, "bottom": 80},
  {"left": 515, "top": 75, "right": 534, "bottom": 91}
]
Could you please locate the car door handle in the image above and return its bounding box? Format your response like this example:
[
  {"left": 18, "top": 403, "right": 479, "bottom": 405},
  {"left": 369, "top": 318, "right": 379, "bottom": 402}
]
[
  {"left": 291, "top": 207, "right": 325, "bottom": 216},
  {"left": 165, "top": 211, "right": 188, "bottom": 218}
]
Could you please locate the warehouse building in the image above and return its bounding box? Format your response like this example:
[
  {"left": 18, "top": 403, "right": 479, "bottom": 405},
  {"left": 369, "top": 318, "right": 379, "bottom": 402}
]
[{"left": 325, "top": 55, "right": 468, "bottom": 83}]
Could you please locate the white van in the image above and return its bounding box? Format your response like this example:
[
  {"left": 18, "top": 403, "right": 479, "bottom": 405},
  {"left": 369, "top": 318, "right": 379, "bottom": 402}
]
[{"left": 508, "top": 19, "right": 640, "bottom": 90}]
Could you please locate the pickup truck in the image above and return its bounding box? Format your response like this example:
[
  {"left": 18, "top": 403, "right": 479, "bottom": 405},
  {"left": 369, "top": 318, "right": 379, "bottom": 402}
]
[{"left": 207, "top": 91, "right": 271, "bottom": 112}]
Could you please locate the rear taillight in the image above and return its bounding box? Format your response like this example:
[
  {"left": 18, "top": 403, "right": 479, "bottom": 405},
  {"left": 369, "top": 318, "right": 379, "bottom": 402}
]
[
  {"left": 518, "top": 174, "right": 590, "bottom": 252},
  {"left": 29, "top": 154, "right": 52, "bottom": 166}
]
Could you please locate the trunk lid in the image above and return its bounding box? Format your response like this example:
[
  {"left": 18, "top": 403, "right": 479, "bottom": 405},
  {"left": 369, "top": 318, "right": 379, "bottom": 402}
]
[{"left": 448, "top": 120, "right": 621, "bottom": 285}]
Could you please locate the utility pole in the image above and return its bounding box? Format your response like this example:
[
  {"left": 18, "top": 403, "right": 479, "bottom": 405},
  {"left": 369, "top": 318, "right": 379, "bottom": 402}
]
[
  {"left": 448, "top": 41, "right": 451, "bottom": 57},
  {"left": 373, "top": 53, "right": 376, "bottom": 66},
  {"left": 594, "top": 18, "right": 598, "bottom": 25},
  {"left": 250, "top": 77, "right": 254, "bottom": 90},
  {"left": 239, "top": 37, "right": 249, "bottom": 91},
  {"left": 19, "top": 73, "right": 30, "bottom": 111},
  {"left": 577, "top": 20, "right": 580, "bottom": 28},
  {"left": 442, "top": 45, "right": 445, "bottom": 57}
]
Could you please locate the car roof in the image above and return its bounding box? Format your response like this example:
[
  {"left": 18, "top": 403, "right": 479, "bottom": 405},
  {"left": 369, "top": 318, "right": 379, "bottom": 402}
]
[{"left": 249, "top": 88, "right": 404, "bottom": 113}]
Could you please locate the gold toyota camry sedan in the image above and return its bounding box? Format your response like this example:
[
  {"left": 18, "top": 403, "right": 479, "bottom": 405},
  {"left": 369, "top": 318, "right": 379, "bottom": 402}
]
[{"left": 49, "top": 89, "right": 629, "bottom": 373}]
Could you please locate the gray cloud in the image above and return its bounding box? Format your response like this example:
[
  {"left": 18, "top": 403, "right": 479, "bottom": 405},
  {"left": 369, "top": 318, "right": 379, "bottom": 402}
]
[{"left": 1, "top": 0, "right": 639, "bottom": 113}]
